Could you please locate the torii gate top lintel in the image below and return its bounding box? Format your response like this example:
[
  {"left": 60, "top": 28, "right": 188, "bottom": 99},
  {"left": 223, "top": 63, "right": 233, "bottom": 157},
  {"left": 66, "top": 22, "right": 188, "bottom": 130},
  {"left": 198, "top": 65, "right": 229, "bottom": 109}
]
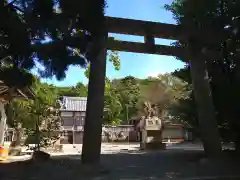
[
  {"left": 105, "top": 16, "right": 221, "bottom": 57},
  {"left": 106, "top": 16, "right": 180, "bottom": 40},
  {"left": 105, "top": 16, "right": 183, "bottom": 56}
]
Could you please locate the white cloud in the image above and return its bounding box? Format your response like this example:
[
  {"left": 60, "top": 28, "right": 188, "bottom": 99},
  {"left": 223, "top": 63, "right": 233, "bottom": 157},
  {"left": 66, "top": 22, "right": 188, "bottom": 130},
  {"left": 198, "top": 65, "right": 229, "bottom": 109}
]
[
  {"left": 148, "top": 71, "right": 160, "bottom": 77},
  {"left": 148, "top": 71, "right": 166, "bottom": 78}
]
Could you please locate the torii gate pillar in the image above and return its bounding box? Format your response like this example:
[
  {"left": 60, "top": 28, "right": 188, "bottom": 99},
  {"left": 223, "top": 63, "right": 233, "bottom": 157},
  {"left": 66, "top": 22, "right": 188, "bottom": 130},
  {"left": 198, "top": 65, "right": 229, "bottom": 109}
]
[
  {"left": 82, "top": 34, "right": 107, "bottom": 164},
  {"left": 189, "top": 54, "right": 222, "bottom": 157}
]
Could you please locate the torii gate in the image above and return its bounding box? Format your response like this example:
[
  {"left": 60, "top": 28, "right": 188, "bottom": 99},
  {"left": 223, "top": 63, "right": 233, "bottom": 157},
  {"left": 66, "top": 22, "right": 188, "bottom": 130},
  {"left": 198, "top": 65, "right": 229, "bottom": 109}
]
[{"left": 82, "top": 16, "right": 222, "bottom": 164}]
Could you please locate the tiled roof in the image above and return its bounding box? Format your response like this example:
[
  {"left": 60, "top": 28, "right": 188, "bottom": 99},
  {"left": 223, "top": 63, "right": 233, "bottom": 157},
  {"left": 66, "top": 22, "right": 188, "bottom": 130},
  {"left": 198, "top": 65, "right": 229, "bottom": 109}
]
[
  {"left": 60, "top": 96, "right": 87, "bottom": 112},
  {"left": 0, "top": 80, "right": 35, "bottom": 100}
]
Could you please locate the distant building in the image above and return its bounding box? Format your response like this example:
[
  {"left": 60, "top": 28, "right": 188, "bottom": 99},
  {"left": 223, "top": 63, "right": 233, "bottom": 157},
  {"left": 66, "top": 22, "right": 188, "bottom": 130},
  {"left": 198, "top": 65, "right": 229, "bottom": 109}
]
[
  {"left": 58, "top": 96, "right": 192, "bottom": 144},
  {"left": 59, "top": 96, "right": 87, "bottom": 144}
]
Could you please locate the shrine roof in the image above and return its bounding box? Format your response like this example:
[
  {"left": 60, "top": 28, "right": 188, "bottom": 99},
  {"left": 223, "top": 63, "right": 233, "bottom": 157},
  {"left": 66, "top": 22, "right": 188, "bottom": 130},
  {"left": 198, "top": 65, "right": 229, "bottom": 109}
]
[
  {"left": 0, "top": 80, "right": 35, "bottom": 100},
  {"left": 59, "top": 96, "right": 87, "bottom": 112}
]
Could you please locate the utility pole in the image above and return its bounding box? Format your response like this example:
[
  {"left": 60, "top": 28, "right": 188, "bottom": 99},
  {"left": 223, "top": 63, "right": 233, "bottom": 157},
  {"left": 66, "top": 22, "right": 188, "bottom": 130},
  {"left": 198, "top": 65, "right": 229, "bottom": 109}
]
[
  {"left": 126, "top": 104, "right": 130, "bottom": 145},
  {"left": 126, "top": 105, "right": 129, "bottom": 124}
]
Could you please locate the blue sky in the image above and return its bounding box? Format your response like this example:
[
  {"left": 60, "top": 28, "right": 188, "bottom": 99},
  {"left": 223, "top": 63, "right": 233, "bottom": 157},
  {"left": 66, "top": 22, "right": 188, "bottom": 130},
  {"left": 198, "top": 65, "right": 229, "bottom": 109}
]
[{"left": 41, "top": 0, "right": 185, "bottom": 86}]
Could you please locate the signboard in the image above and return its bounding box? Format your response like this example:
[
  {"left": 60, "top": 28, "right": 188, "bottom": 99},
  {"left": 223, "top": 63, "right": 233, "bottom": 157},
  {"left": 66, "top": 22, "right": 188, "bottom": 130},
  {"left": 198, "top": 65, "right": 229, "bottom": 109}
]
[
  {"left": 144, "top": 117, "right": 162, "bottom": 131},
  {"left": 72, "top": 126, "right": 83, "bottom": 131}
]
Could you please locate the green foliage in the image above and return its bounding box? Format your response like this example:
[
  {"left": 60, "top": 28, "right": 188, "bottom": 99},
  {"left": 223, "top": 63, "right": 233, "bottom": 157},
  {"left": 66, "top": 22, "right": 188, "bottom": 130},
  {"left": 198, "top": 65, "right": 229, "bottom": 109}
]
[
  {"left": 57, "top": 82, "right": 87, "bottom": 97},
  {"left": 165, "top": 0, "right": 240, "bottom": 144},
  {"left": 168, "top": 68, "right": 197, "bottom": 127},
  {"left": 115, "top": 76, "right": 141, "bottom": 122},
  {"left": 84, "top": 50, "right": 121, "bottom": 79},
  {"left": 108, "top": 50, "right": 120, "bottom": 70},
  {"left": 84, "top": 64, "right": 90, "bottom": 79},
  {"left": 103, "top": 78, "right": 122, "bottom": 124},
  {"left": 102, "top": 50, "right": 121, "bottom": 124},
  {"left": 7, "top": 77, "right": 88, "bottom": 128},
  {"left": 137, "top": 74, "right": 188, "bottom": 121},
  {"left": 6, "top": 77, "right": 61, "bottom": 148},
  {"left": 6, "top": 72, "right": 190, "bottom": 132},
  {"left": 104, "top": 73, "right": 188, "bottom": 125},
  {"left": 1, "top": 0, "right": 106, "bottom": 86},
  {"left": 0, "top": 67, "right": 34, "bottom": 88}
]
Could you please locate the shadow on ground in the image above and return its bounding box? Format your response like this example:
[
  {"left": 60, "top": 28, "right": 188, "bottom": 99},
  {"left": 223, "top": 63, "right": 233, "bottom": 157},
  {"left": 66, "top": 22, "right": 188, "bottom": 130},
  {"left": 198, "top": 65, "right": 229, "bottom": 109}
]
[{"left": 0, "top": 149, "right": 240, "bottom": 180}]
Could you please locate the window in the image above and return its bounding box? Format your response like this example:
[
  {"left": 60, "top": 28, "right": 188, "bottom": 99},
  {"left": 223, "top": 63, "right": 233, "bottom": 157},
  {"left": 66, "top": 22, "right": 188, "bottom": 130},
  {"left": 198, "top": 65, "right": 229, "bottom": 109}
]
[
  {"left": 62, "top": 117, "right": 74, "bottom": 126},
  {"left": 75, "top": 116, "right": 85, "bottom": 126}
]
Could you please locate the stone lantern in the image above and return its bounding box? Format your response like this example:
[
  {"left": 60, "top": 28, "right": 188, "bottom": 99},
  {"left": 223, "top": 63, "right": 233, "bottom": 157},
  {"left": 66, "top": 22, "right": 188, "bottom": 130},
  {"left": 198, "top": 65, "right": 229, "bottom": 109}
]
[{"left": 139, "top": 102, "right": 166, "bottom": 150}]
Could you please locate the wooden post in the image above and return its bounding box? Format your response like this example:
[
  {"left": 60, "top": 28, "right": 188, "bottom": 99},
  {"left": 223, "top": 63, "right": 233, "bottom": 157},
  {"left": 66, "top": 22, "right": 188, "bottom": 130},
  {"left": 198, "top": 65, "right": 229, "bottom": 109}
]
[
  {"left": 189, "top": 54, "right": 222, "bottom": 157},
  {"left": 72, "top": 112, "right": 76, "bottom": 145},
  {"left": 81, "top": 33, "right": 107, "bottom": 164},
  {"left": 144, "top": 33, "right": 155, "bottom": 53},
  {"left": 0, "top": 101, "right": 7, "bottom": 145}
]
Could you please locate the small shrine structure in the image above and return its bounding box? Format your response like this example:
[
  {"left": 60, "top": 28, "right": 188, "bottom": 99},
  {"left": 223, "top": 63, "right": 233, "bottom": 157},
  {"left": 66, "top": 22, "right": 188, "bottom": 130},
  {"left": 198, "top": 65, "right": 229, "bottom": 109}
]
[{"left": 0, "top": 80, "right": 35, "bottom": 147}]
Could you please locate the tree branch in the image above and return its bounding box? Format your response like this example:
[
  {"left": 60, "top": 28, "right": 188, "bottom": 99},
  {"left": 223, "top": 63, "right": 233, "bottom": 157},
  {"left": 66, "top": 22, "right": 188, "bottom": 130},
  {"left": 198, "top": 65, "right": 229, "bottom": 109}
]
[
  {"left": 11, "top": 5, "right": 24, "bottom": 13},
  {"left": 5, "top": 0, "right": 24, "bottom": 13},
  {"left": 6, "top": 0, "right": 18, "bottom": 6}
]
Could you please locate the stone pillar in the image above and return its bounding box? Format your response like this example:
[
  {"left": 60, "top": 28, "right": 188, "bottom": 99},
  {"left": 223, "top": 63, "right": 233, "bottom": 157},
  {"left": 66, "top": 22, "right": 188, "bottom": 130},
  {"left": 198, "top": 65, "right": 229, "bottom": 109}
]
[
  {"left": 140, "top": 130, "right": 147, "bottom": 150},
  {"left": 189, "top": 54, "right": 222, "bottom": 157},
  {"left": 81, "top": 33, "right": 107, "bottom": 164},
  {"left": 140, "top": 117, "right": 165, "bottom": 150},
  {"left": 0, "top": 101, "right": 7, "bottom": 145}
]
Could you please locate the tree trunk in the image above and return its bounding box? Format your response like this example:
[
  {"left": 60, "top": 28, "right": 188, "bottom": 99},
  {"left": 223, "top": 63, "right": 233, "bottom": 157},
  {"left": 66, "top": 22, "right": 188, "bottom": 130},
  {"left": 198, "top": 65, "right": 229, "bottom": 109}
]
[
  {"left": 233, "top": 124, "right": 240, "bottom": 154},
  {"left": 35, "top": 119, "right": 40, "bottom": 151},
  {"left": 189, "top": 55, "right": 222, "bottom": 157},
  {"left": 81, "top": 34, "right": 107, "bottom": 164},
  {"left": 235, "top": 134, "right": 240, "bottom": 154}
]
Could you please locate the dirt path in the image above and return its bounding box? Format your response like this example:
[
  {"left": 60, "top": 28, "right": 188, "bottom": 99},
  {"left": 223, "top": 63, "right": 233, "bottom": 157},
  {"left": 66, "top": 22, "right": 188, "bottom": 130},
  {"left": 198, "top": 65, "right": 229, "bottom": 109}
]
[{"left": 1, "top": 149, "right": 240, "bottom": 180}]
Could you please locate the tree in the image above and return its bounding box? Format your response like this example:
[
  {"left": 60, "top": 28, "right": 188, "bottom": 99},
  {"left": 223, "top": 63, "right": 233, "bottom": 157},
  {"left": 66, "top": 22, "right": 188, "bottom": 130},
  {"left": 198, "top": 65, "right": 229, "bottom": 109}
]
[
  {"left": 103, "top": 78, "right": 122, "bottom": 124},
  {"left": 137, "top": 74, "right": 188, "bottom": 122},
  {"left": 1, "top": 0, "right": 102, "bottom": 84},
  {"left": 75, "top": 82, "right": 88, "bottom": 97},
  {"left": 2, "top": 0, "right": 106, "bottom": 164},
  {"left": 56, "top": 82, "right": 87, "bottom": 97},
  {"left": 167, "top": 69, "right": 198, "bottom": 127},
  {"left": 6, "top": 77, "right": 61, "bottom": 153},
  {"left": 115, "top": 76, "right": 141, "bottom": 123},
  {"left": 165, "top": 0, "right": 240, "bottom": 155},
  {"left": 138, "top": 78, "right": 168, "bottom": 118}
]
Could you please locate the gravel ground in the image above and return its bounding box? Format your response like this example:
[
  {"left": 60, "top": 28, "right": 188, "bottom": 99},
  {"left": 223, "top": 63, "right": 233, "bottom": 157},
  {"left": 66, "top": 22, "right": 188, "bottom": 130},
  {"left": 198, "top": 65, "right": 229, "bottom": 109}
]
[{"left": 0, "top": 143, "right": 239, "bottom": 180}]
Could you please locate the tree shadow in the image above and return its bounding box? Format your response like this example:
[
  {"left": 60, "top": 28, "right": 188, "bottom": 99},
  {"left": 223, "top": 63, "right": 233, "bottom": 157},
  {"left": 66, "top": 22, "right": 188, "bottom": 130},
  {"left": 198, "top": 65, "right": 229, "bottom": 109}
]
[{"left": 0, "top": 150, "right": 240, "bottom": 180}]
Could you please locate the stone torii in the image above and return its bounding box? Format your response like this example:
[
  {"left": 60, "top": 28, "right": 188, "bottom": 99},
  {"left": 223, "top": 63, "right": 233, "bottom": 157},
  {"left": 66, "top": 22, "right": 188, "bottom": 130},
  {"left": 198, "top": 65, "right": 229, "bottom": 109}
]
[{"left": 82, "top": 16, "right": 224, "bottom": 164}]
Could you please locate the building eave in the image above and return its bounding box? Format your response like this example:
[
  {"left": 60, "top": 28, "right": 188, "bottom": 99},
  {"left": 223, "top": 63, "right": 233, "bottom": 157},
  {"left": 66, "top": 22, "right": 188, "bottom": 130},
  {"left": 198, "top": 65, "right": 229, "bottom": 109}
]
[{"left": 0, "top": 81, "right": 35, "bottom": 100}]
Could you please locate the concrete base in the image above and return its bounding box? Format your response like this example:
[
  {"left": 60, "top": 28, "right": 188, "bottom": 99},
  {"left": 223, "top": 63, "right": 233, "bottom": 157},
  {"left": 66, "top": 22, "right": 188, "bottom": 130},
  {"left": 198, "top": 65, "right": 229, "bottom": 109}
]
[
  {"left": 140, "top": 142, "right": 166, "bottom": 150},
  {"left": 140, "top": 129, "right": 165, "bottom": 150}
]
